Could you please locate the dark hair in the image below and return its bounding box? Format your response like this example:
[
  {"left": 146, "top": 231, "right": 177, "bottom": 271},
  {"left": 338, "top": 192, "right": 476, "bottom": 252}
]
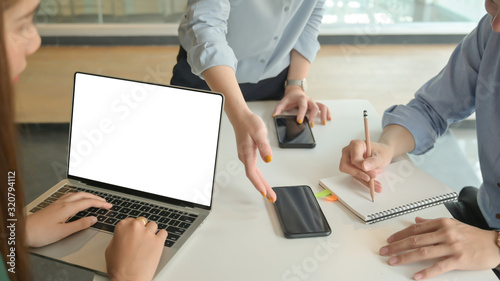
[{"left": 1, "top": 0, "right": 30, "bottom": 280}]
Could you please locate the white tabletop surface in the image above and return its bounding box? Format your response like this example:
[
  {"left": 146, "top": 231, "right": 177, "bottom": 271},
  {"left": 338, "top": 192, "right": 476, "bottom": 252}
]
[{"left": 100, "top": 99, "right": 497, "bottom": 281}]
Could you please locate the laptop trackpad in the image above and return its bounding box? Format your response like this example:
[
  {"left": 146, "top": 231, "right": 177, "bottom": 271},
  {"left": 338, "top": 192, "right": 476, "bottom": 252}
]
[{"left": 31, "top": 229, "right": 111, "bottom": 274}]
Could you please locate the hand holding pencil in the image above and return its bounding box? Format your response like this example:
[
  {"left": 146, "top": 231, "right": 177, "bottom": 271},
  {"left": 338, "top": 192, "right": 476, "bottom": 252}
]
[{"left": 339, "top": 114, "right": 411, "bottom": 197}]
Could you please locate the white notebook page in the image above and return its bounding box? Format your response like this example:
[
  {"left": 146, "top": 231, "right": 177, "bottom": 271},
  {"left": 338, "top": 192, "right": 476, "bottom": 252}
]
[{"left": 319, "top": 159, "right": 457, "bottom": 223}]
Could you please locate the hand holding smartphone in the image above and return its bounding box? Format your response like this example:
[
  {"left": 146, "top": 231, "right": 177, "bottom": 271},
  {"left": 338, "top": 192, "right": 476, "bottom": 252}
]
[
  {"left": 274, "top": 115, "right": 316, "bottom": 148},
  {"left": 272, "top": 185, "right": 331, "bottom": 238}
]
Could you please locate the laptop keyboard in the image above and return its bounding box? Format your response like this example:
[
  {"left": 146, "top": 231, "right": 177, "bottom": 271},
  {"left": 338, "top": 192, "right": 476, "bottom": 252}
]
[{"left": 29, "top": 185, "right": 199, "bottom": 247}]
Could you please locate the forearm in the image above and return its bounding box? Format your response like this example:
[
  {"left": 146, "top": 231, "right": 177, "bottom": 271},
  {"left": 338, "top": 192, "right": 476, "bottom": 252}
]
[
  {"left": 378, "top": 124, "right": 416, "bottom": 159},
  {"left": 202, "top": 65, "right": 251, "bottom": 122},
  {"left": 495, "top": 231, "right": 500, "bottom": 269},
  {"left": 287, "top": 49, "right": 310, "bottom": 80},
  {"left": 285, "top": 50, "right": 311, "bottom": 94}
]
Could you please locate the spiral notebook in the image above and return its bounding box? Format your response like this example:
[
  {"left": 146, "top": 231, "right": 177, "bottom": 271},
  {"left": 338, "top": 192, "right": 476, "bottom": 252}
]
[{"left": 319, "top": 159, "right": 458, "bottom": 224}]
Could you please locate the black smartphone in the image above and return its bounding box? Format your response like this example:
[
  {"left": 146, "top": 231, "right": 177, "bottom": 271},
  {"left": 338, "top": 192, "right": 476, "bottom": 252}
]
[
  {"left": 272, "top": 185, "right": 331, "bottom": 238},
  {"left": 274, "top": 115, "right": 316, "bottom": 148}
]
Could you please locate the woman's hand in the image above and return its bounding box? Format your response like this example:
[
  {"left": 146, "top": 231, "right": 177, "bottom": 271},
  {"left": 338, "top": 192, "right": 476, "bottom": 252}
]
[
  {"left": 273, "top": 86, "right": 331, "bottom": 127},
  {"left": 105, "top": 217, "right": 168, "bottom": 281},
  {"left": 25, "top": 192, "right": 112, "bottom": 248},
  {"left": 338, "top": 139, "right": 393, "bottom": 192},
  {"left": 201, "top": 65, "right": 276, "bottom": 202},
  {"left": 232, "top": 110, "right": 276, "bottom": 202},
  {"left": 379, "top": 217, "right": 500, "bottom": 280}
]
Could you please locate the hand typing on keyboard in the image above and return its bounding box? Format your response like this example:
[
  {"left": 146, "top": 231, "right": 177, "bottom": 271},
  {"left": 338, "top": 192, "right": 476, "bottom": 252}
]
[
  {"left": 106, "top": 217, "right": 168, "bottom": 281},
  {"left": 25, "top": 191, "right": 112, "bottom": 248},
  {"left": 27, "top": 188, "right": 170, "bottom": 281}
]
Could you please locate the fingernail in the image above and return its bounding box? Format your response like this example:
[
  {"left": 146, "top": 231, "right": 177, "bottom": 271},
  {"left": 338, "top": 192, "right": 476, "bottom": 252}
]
[
  {"left": 379, "top": 247, "right": 388, "bottom": 255},
  {"left": 363, "top": 162, "right": 372, "bottom": 170},
  {"left": 89, "top": 216, "right": 97, "bottom": 224},
  {"left": 414, "top": 273, "right": 423, "bottom": 280},
  {"left": 272, "top": 112, "right": 276, "bottom": 117},
  {"left": 388, "top": 257, "right": 398, "bottom": 265},
  {"left": 298, "top": 119, "right": 303, "bottom": 124},
  {"left": 264, "top": 155, "right": 272, "bottom": 163},
  {"left": 322, "top": 120, "right": 326, "bottom": 125},
  {"left": 260, "top": 192, "right": 266, "bottom": 197},
  {"left": 310, "top": 122, "right": 314, "bottom": 127},
  {"left": 267, "top": 197, "right": 273, "bottom": 203}
]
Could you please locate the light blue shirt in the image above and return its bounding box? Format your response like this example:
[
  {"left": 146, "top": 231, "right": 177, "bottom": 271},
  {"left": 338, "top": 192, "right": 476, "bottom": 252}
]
[
  {"left": 178, "top": 0, "right": 325, "bottom": 83},
  {"left": 383, "top": 15, "right": 500, "bottom": 229}
]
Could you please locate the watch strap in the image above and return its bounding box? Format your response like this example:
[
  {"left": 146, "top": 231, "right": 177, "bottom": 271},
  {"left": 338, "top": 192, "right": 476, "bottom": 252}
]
[
  {"left": 284, "top": 79, "right": 307, "bottom": 91},
  {"left": 285, "top": 80, "right": 302, "bottom": 87}
]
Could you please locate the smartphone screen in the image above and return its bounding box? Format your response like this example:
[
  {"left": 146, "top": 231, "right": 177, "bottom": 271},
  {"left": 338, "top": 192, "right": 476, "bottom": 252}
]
[
  {"left": 272, "top": 185, "right": 331, "bottom": 238},
  {"left": 274, "top": 115, "right": 316, "bottom": 148}
]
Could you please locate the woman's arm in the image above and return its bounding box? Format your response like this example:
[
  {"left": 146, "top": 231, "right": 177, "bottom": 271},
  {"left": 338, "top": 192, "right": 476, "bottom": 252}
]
[
  {"left": 273, "top": 1, "right": 330, "bottom": 126},
  {"left": 202, "top": 66, "right": 276, "bottom": 202},
  {"left": 274, "top": 50, "right": 331, "bottom": 126}
]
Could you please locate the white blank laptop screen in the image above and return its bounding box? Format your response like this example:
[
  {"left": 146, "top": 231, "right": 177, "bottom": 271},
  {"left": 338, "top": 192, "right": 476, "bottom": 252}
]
[{"left": 68, "top": 73, "right": 222, "bottom": 207}]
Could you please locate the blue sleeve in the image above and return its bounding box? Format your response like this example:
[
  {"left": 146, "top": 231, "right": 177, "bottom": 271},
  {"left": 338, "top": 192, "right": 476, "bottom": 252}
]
[
  {"left": 293, "top": 0, "right": 325, "bottom": 63},
  {"left": 382, "top": 15, "right": 491, "bottom": 155},
  {"left": 182, "top": 0, "right": 238, "bottom": 77}
]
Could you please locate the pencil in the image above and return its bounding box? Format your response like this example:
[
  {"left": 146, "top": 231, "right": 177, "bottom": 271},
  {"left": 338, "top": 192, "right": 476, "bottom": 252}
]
[{"left": 363, "top": 110, "right": 375, "bottom": 202}]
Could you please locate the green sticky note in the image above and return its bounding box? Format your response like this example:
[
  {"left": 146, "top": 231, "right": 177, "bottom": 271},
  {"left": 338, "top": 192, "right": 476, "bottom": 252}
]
[{"left": 314, "top": 189, "right": 332, "bottom": 198}]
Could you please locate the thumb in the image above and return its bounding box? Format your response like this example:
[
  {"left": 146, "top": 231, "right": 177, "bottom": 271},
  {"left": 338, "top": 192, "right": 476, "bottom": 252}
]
[
  {"left": 273, "top": 100, "right": 287, "bottom": 117},
  {"left": 415, "top": 217, "right": 428, "bottom": 223},
  {"left": 253, "top": 130, "right": 273, "bottom": 163},
  {"left": 61, "top": 216, "right": 98, "bottom": 238},
  {"left": 362, "top": 156, "right": 386, "bottom": 172}
]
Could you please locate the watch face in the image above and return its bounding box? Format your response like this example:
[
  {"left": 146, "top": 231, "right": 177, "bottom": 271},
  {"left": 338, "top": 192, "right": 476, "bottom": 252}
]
[{"left": 301, "top": 79, "right": 308, "bottom": 91}]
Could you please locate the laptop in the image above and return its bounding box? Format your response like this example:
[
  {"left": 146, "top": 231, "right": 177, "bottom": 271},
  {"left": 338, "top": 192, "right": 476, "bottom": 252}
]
[{"left": 25, "top": 72, "right": 224, "bottom": 277}]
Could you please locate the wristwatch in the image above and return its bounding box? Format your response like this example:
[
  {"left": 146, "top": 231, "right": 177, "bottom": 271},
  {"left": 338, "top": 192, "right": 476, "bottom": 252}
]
[{"left": 284, "top": 78, "right": 308, "bottom": 91}]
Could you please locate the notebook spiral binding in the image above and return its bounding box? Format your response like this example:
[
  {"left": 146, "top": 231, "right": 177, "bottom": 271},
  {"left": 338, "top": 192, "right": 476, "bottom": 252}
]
[{"left": 366, "top": 192, "right": 458, "bottom": 224}]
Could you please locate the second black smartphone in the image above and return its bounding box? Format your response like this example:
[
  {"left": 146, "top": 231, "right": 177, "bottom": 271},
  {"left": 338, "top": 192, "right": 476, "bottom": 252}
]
[
  {"left": 272, "top": 185, "right": 331, "bottom": 238},
  {"left": 274, "top": 115, "right": 316, "bottom": 148}
]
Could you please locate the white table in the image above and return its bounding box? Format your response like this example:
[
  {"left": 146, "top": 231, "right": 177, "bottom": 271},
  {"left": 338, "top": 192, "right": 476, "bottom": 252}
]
[{"left": 114, "top": 100, "right": 497, "bottom": 280}]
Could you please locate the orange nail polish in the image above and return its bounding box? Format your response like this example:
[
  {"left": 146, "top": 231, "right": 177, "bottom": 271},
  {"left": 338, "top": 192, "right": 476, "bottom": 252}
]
[
  {"left": 272, "top": 113, "right": 276, "bottom": 117},
  {"left": 298, "top": 119, "right": 303, "bottom": 124},
  {"left": 260, "top": 192, "right": 266, "bottom": 197},
  {"left": 325, "top": 194, "right": 338, "bottom": 202},
  {"left": 310, "top": 122, "right": 314, "bottom": 127},
  {"left": 264, "top": 155, "right": 272, "bottom": 163},
  {"left": 267, "top": 197, "right": 273, "bottom": 203},
  {"left": 322, "top": 120, "right": 326, "bottom": 125}
]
